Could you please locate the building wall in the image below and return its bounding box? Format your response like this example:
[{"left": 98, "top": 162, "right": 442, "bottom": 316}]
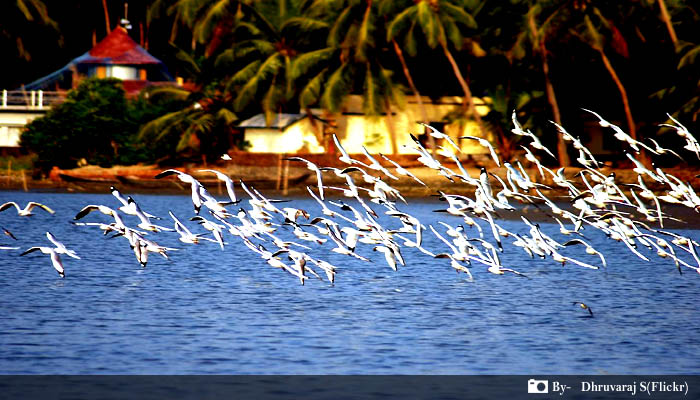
[
  {"left": 334, "top": 95, "right": 493, "bottom": 156},
  {"left": 0, "top": 110, "right": 45, "bottom": 147},
  {"left": 88, "top": 65, "right": 139, "bottom": 80},
  {"left": 245, "top": 119, "right": 324, "bottom": 153}
]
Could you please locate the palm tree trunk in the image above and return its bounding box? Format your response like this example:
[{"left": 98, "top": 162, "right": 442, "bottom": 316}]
[
  {"left": 439, "top": 41, "right": 488, "bottom": 141},
  {"left": 305, "top": 107, "right": 324, "bottom": 144},
  {"left": 656, "top": 0, "right": 678, "bottom": 49},
  {"left": 384, "top": 98, "right": 398, "bottom": 155},
  {"left": 102, "top": 0, "right": 111, "bottom": 34},
  {"left": 597, "top": 48, "right": 647, "bottom": 165},
  {"left": 391, "top": 39, "right": 436, "bottom": 156},
  {"left": 597, "top": 49, "right": 636, "bottom": 141},
  {"left": 528, "top": 13, "right": 570, "bottom": 166}
]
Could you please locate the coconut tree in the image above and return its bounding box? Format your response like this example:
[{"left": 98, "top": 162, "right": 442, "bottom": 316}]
[
  {"left": 1, "top": 0, "right": 59, "bottom": 62},
  {"left": 385, "top": 0, "right": 489, "bottom": 145},
  {"left": 569, "top": 7, "right": 638, "bottom": 146},
  {"left": 507, "top": 1, "right": 571, "bottom": 166},
  {"left": 138, "top": 49, "right": 238, "bottom": 164},
  {"left": 377, "top": 1, "right": 429, "bottom": 126},
  {"left": 292, "top": 0, "right": 406, "bottom": 154},
  {"left": 223, "top": 0, "right": 328, "bottom": 125}
]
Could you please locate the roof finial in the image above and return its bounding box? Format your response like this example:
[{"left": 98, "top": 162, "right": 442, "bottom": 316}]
[{"left": 120, "top": 2, "right": 132, "bottom": 30}]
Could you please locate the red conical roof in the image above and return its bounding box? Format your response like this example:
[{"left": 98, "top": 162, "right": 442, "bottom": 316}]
[{"left": 78, "top": 26, "right": 161, "bottom": 65}]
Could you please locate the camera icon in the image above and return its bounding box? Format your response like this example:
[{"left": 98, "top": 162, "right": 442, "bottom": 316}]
[{"left": 528, "top": 379, "right": 549, "bottom": 394}]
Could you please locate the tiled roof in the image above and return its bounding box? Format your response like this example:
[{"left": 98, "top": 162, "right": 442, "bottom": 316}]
[
  {"left": 78, "top": 27, "right": 161, "bottom": 65},
  {"left": 237, "top": 114, "right": 308, "bottom": 129}
]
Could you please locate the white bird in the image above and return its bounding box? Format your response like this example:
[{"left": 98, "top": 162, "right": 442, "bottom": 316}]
[
  {"left": 647, "top": 138, "right": 685, "bottom": 162},
  {"left": 110, "top": 187, "right": 159, "bottom": 219},
  {"left": 420, "top": 122, "right": 460, "bottom": 151},
  {"left": 434, "top": 253, "right": 474, "bottom": 280},
  {"left": 20, "top": 246, "right": 65, "bottom": 277},
  {"left": 127, "top": 197, "right": 173, "bottom": 233},
  {"left": 582, "top": 108, "right": 657, "bottom": 154},
  {"left": 284, "top": 157, "right": 326, "bottom": 200},
  {"left": 74, "top": 204, "right": 128, "bottom": 231},
  {"left": 660, "top": 113, "right": 699, "bottom": 160},
  {"left": 155, "top": 169, "right": 207, "bottom": 214},
  {"left": 460, "top": 136, "right": 500, "bottom": 167},
  {"left": 360, "top": 146, "right": 398, "bottom": 180},
  {"left": 0, "top": 201, "right": 54, "bottom": 216},
  {"left": 190, "top": 215, "right": 226, "bottom": 249},
  {"left": 46, "top": 231, "right": 80, "bottom": 259},
  {"left": 562, "top": 238, "right": 607, "bottom": 267},
  {"left": 170, "top": 211, "right": 210, "bottom": 244},
  {"left": 332, "top": 133, "right": 368, "bottom": 167},
  {"left": 373, "top": 245, "right": 400, "bottom": 271},
  {"left": 511, "top": 110, "right": 529, "bottom": 136},
  {"left": 379, "top": 154, "right": 427, "bottom": 186},
  {"left": 198, "top": 169, "right": 240, "bottom": 204}
]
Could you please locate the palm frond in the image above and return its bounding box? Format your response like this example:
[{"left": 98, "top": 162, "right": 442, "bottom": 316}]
[
  {"left": 356, "top": 3, "right": 376, "bottom": 62},
  {"left": 678, "top": 43, "right": 700, "bottom": 70},
  {"left": 404, "top": 23, "right": 418, "bottom": 57},
  {"left": 443, "top": 16, "right": 462, "bottom": 50},
  {"left": 321, "top": 64, "right": 350, "bottom": 113},
  {"left": 234, "top": 54, "right": 283, "bottom": 111},
  {"left": 170, "top": 42, "right": 202, "bottom": 77},
  {"left": 216, "top": 107, "right": 238, "bottom": 124},
  {"left": 289, "top": 47, "right": 334, "bottom": 81},
  {"left": 363, "top": 63, "right": 381, "bottom": 116},
  {"left": 194, "top": 0, "right": 236, "bottom": 43},
  {"left": 145, "top": 86, "right": 193, "bottom": 102},
  {"left": 282, "top": 16, "right": 329, "bottom": 34},
  {"left": 263, "top": 83, "right": 284, "bottom": 126},
  {"left": 416, "top": 2, "right": 440, "bottom": 49},
  {"left": 214, "top": 48, "right": 236, "bottom": 69},
  {"left": 234, "top": 21, "right": 263, "bottom": 36},
  {"left": 328, "top": 6, "right": 355, "bottom": 47},
  {"left": 299, "top": 69, "right": 327, "bottom": 109},
  {"left": 227, "top": 60, "right": 262, "bottom": 87},
  {"left": 441, "top": 2, "right": 477, "bottom": 29},
  {"left": 386, "top": 6, "right": 417, "bottom": 41}
]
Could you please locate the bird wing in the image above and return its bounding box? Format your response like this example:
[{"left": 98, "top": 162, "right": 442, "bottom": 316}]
[
  {"left": 20, "top": 247, "right": 44, "bottom": 256},
  {"left": 0, "top": 202, "right": 20, "bottom": 213}
]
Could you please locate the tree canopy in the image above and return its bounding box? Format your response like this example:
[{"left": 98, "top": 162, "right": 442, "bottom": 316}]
[{"left": 6, "top": 0, "right": 699, "bottom": 166}]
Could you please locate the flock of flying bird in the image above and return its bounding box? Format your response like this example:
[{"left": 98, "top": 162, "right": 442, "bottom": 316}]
[{"left": 2, "top": 110, "right": 700, "bottom": 295}]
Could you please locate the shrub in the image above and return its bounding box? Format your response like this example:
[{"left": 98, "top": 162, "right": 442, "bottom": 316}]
[{"left": 20, "top": 78, "right": 182, "bottom": 172}]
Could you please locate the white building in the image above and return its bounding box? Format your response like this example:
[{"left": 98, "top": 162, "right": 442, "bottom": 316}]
[{"left": 236, "top": 95, "right": 492, "bottom": 155}]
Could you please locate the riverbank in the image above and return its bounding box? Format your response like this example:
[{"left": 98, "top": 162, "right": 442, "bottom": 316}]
[{"left": 1, "top": 155, "right": 698, "bottom": 198}]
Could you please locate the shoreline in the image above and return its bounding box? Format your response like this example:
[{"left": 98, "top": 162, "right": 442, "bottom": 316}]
[
  {"left": 2, "top": 162, "right": 700, "bottom": 228},
  {"left": 1, "top": 161, "right": 699, "bottom": 196}
]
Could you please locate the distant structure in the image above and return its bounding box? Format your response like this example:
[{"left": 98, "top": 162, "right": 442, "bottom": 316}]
[
  {"left": 23, "top": 25, "right": 173, "bottom": 95},
  {"left": 237, "top": 113, "right": 326, "bottom": 154},
  {"left": 1, "top": 25, "right": 174, "bottom": 151},
  {"left": 236, "top": 95, "right": 492, "bottom": 156}
]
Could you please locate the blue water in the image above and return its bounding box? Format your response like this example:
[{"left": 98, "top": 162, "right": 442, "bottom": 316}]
[{"left": 1, "top": 190, "right": 699, "bottom": 374}]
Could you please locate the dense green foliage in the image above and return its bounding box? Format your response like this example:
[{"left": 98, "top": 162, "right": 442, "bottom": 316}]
[
  {"left": 21, "top": 78, "right": 182, "bottom": 171},
  {"left": 6, "top": 0, "right": 700, "bottom": 166}
]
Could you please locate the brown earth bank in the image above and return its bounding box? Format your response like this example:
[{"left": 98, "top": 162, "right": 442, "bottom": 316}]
[
  {"left": 1, "top": 151, "right": 700, "bottom": 198},
  {"left": 2, "top": 153, "right": 700, "bottom": 226}
]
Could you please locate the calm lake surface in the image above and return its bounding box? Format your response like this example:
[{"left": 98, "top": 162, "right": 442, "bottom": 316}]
[{"left": 1, "top": 190, "right": 699, "bottom": 374}]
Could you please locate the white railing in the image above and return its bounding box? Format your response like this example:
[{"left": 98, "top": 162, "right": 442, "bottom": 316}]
[{"left": 1, "top": 90, "right": 66, "bottom": 109}]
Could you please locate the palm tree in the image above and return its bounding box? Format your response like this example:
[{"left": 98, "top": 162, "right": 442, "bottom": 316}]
[
  {"left": 510, "top": 1, "right": 571, "bottom": 166},
  {"left": 223, "top": 0, "right": 327, "bottom": 125},
  {"left": 138, "top": 49, "right": 238, "bottom": 164},
  {"left": 569, "top": 7, "right": 638, "bottom": 146},
  {"left": 1, "top": 0, "right": 59, "bottom": 62},
  {"left": 654, "top": 0, "right": 678, "bottom": 50},
  {"left": 292, "top": 0, "right": 406, "bottom": 154},
  {"left": 386, "top": 0, "right": 489, "bottom": 145}
]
